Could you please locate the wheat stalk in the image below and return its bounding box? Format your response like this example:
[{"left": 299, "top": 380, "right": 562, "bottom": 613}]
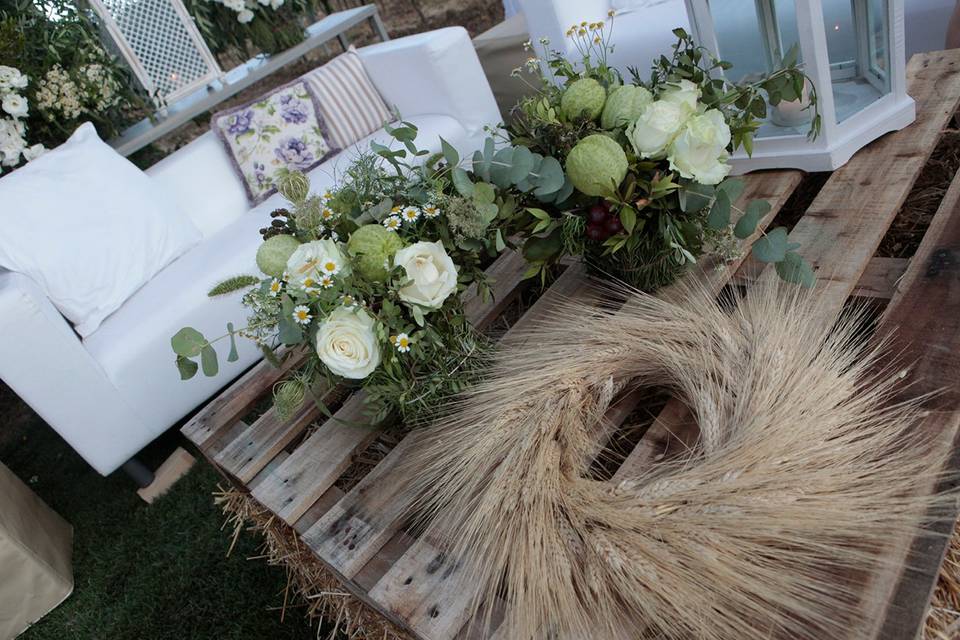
[{"left": 398, "top": 273, "right": 957, "bottom": 640}]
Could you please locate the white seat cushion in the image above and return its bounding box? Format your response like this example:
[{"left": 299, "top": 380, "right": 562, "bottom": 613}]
[{"left": 83, "top": 114, "right": 470, "bottom": 435}]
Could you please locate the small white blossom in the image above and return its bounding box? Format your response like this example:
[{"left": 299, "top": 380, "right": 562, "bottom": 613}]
[
  {"left": 268, "top": 278, "right": 282, "bottom": 297},
  {"left": 422, "top": 204, "right": 441, "bottom": 219},
  {"left": 382, "top": 215, "right": 402, "bottom": 231},
  {"left": 401, "top": 206, "right": 421, "bottom": 223},
  {"left": 292, "top": 305, "right": 312, "bottom": 325},
  {"left": 2, "top": 94, "right": 28, "bottom": 118},
  {"left": 391, "top": 333, "right": 411, "bottom": 353}
]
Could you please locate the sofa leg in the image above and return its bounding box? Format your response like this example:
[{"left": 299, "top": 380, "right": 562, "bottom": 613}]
[
  {"left": 135, "top": 448, "right": 196, "bottom": 504},
  {"left": 122, "top": 457, "right": 154, "bottom": 488}
]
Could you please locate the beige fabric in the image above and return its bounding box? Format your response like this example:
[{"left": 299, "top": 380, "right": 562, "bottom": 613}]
[
  {"left": 0, "top": 462, "right": 73, "bottom": 639},
  {"left": 302, "top": 48, "right": 394, "bottom": 150},
  {"left": 473, "top": 13, "right": 537, "bottom": 119}
]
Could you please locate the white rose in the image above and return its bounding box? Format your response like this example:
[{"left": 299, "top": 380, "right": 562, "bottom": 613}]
[
  {"left": 2, "top": 94, "right": 28, "bottom": 119},
  {"left": 393, "top": 241, "right": 459, "bottom": 310},
  {"left": 626, "top": 100, "right": 689, "bottom": 159},
  {"left": 22, "top": 144, "right": 45, "bottom": 162},
  {"left": 0, "top": 66, "right": 25, "bottom": 91},
  {"left": 286, "top": 238, "right": 350, "bottom": 288},
  {"left": 668, "top": 108, "right": 732, "bottom": 185},
  {"left": 0, "top": 119, "right": 25, "bottom": 166},
  {"left": 659, "top": 79, "right": 700, "bottom": 114},
  {"left": 316, "top": 306, "right": 381, "bottom": 379},
  {"left": 237, "top": 8, "right": 254, "bottom": 22}
]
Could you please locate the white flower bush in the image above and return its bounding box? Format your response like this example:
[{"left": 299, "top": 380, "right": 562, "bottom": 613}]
[
  {"left": 393, "top": 241, "right": 459, "bottom": 310},
  {"left": 0, "top": 65, "right": 43, "bottom": 173},
  {"left": 214, "top": 0, "right": 284, "bottom": 23}
]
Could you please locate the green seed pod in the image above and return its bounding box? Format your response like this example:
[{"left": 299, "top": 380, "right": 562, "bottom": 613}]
[{"left": 277, "top": 171, "right": 311, "bottom": 204}]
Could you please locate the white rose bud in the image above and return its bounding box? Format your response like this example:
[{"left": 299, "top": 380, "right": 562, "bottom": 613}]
[
  {"left": 316, "top": 307, "right": 381, "bottom": 380},
  {"left": 626, "top": 100, "right": 689, "bottom": 159},
  {"left": 667, "top": 108, "right": 733, "bottom": 186},
  {"left": 659, "top": 78, "right": 701, "bottom": 114},
  {"left": 393, "top": 241, "right": 459, "bottom": 310},
  {"left": 2, "top": 94, "right": 28, "bottom": 119}
]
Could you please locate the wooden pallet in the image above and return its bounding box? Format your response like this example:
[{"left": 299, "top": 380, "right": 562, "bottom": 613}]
[{"left": 182, "top": 50, "right": 960, "bottom": 640}]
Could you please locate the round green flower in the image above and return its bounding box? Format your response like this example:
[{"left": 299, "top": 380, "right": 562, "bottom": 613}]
[
  {"left": 601, "top": 84, "right": 653, "bottom": 130},
  {"left": 565, "top": 134, "right": 629, "bottom": 198},
  {"left": 560, "top": 78, "right": 606, "bottom": 122},
  {"left": 276, "top": 172, "right": 311, "bottom": 204},
  {"left": 256, "top": 234, "right": 301, "bottom": 278},
  {"left": 347, "top": 224, "right": 404, "bottom": 282}
]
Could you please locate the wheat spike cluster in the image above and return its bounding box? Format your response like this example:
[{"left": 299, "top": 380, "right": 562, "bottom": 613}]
[{"left": 400, "top": 274, "right": 957, "bottom": 640}]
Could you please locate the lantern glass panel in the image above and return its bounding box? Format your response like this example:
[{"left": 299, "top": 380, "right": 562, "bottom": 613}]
[{"left": 824, "top": 0, "right": 891, "bottom": 122}]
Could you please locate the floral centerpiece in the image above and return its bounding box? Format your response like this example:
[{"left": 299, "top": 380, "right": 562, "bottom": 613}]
[
  {"left": 171, "top": 122, "right": 567, "bottom": 424},
  {"left": 504, "top": 17, "right": 819, "bottom": 290}
]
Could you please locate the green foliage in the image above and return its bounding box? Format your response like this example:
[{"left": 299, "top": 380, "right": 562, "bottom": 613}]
[
  {"left": 0, "top": 0, "right": 149, "bottom": 154},
  {"left": 208, "top": 275, "right": 260, "bottom": 297},
  {"left": 181, "top": 0, "right": 322, "bottom": 57}
]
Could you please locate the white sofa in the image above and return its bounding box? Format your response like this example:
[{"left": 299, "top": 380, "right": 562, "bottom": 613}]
[
  {"left": 0, "top": 27, "right": 501, "bottom": 477},
  {"left": 518, "top": 0, "right": 690, "bottom": 79}
]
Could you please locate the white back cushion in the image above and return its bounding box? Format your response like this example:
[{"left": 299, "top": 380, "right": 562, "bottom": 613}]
[
  {"left": 0, "top": 123, "right": 201, "bottom": 337},
  {"left": 146, "top": 131, "right": 249, "bottom": 238}
]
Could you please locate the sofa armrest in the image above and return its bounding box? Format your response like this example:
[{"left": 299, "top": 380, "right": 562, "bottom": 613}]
[
  {"left": 358, "top": 27, "right": 502, "bottom": 142},
  {"left": 0, "top": 271, "right": 151, "bottom": 476}
]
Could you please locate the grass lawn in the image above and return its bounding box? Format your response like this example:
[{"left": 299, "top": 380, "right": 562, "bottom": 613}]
[{"left": 0, "top": 382, "right": 322, "bottom": 640}]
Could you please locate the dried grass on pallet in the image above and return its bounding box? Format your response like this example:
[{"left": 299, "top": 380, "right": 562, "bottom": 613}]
[
  {"left": 926, "top": 518, "right": 960, "bottom": 639},
  {"left": 213, "top": 487, "right": 412, "bottom": 640},
  {"left": 401, "top": 274, "right": 958, "bottom": 640}
]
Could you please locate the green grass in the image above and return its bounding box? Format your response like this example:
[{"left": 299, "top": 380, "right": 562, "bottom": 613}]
[{"left": 0, "top": 381, "right": 318, "bottom": 640}]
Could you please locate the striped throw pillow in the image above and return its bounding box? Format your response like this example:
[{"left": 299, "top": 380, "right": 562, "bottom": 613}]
[{"left": 302, "top": 48, "right": 394, "bottom": 150}]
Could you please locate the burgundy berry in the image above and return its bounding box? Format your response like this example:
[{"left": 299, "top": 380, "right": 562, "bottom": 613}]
[
  {"left": 605, "top": 217, "right": 624, "bottom": 234},
  {"left": 585, "top": 225, "right": 604, "bottom": 241},
  {"left": 588, "top": 204, "right": 607, "bottom": 224}
]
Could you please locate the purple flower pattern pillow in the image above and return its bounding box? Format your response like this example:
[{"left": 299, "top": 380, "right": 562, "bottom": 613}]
[{"left": 212, "top": 80, "right": 337, "bottom": 204}]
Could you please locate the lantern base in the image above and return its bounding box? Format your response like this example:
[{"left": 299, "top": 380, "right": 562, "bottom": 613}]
[{"left": 729, "top": 95, "right": 917, "bottom": 173}]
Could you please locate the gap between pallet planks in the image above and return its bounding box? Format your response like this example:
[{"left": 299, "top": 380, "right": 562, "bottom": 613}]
[{"left": 178, "top": 49, "right": 960, "bottom": 640}]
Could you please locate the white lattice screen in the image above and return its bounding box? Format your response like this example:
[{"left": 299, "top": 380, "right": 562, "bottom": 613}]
[{"left": 89, "top": 0, "right": 222, "bottom": 106}]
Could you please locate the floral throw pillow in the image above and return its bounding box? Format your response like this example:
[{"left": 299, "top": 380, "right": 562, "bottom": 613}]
[{"left": 212, "top": 80, "right": 337, "bottom": 204}]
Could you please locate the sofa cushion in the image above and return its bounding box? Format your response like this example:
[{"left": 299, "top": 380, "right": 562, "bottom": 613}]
[
  {"left": 83, "top": 114, "right": 470, "bottom": 434},
  {"left": 212, "top": 79, "right": 338, "bottom": 205},
  {"left": 146, "top": 132, "right": 248, "bottom": 239},
  {"left": 302, "top": 47, "right": 394, "bottom": 151},
  {"left": 0, "top": 123, "right": 201, "bottom": 337}
]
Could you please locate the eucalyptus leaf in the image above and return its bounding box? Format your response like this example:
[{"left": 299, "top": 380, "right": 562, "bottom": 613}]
[
  {"left": 707, "top": 190, "right": 731, "bottom": 229},
  {"left": 776, "top": 251, "right": 816, "bottom": 288},
  {"left": 439, "top": 136, "right": 459, "bottom": 167},
  {"left": 278, "top": 295, "right": 304, "bottom": 345},
  {"left": 171, "top": 327, "right": 206, "bottom": 358},
  {"left": 200, "top": 345, "right": 219, "bottom": 377},
  {"left": 473, "top": 181, "right": 496, "bottom": 205},
  {"left": 489, "top": 147, "right": 515, "bottom": 188},
  {"left": 716, "top": 177, "right": 745, "bottom": 203},
  {"left": 452, "top": 167, "right": 475, "bottom": 197},
  {"left": 226, "top": 322, "right": 239, "bottom": 363},
  {"left": 533, "top": 156, "right": 565, "bottom": 197},
  {"left": 679, "top": 182, "right": 714, "bottom": 213},
  {"left": 509, "top": 146, "right": 535, "bottom": 184},
  {"left": 176, "top": 356, "right": 198, "bottom": 380},
  {"left": 751, "top": 227, "right": 789, "bottom": 263},
  {"left": 733, "top": 200, "right": 772, "bottom": 239}
]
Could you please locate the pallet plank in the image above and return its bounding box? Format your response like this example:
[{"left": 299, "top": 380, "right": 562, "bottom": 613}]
[
  {"left": 866, "top": 144, "right": 960, "bottom": 640},
  {"left": 736, "top": 255, "right": 910, "bottom": 300},
  {"left": 616, "top": 50, "right": 960, "bottom": 483},
  {"left": 251, "top": 250, "right": 531, "bottom": 524},
  {"left": 181, "top": 347, "right": 308, "bottom": 452}
]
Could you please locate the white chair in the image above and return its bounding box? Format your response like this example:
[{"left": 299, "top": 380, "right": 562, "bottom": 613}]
[{"left": 0, "top": 27, "right": 501, "bottom": 481}]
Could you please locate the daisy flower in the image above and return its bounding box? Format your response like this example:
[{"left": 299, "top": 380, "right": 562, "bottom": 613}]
[
  {"left": 302, "top": 277, "right": 319, "bottom": 295},
  {"left": 322, "top": 190, "right": 333, "bottom": 200},
  {"left": 390, "top": 205, "right": 403, "bottom": 215},
  {"left": 401, "top": 206, "right": 421, "bottom": 223},
  {"left": 383, "top": 215, "right": 402, "bottom": 231},
  {"left": 339, "top": 294, "right": 356, "bottom": 306},
  {"left": 320, "top": 275, "right": 334, "bottom": 289},
  {"left": 321, "top": 206, "right": 336, "bottom": 222},
  {"left": 268, "top": 278, "right": 282, "bottom": 297},
  {"left": 320, "top": 258, "right": 340, "bottom": 276},
  {"left": 292, "top": 305, "right": 312, "bottom": 325},
  {"left": 422, "top": 204, "right": 441, "bottom": 219},
  {"left": 390, "top": 333, "right": 411, "bottom": 353}
]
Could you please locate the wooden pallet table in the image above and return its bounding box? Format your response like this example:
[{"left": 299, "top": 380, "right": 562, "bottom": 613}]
[{"left": 182, "top": 50, "right": 960, "bottom": 640}]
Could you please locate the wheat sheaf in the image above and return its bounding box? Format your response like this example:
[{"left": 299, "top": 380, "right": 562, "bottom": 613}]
[{"left": 401, "top": 274, "right": 956, "bottom": 640}]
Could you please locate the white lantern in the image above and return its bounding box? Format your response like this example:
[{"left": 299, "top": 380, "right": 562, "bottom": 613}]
[
  {"left": 683, "top": 0, "right": 914, "bottom": 172},
  {"left": 89, "top": 0, "right": 223, "bottom": 107}
]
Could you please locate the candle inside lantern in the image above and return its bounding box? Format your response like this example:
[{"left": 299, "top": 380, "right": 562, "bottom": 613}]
[{"left": 771, "top": 81, "right": 813, "bottom": 129}]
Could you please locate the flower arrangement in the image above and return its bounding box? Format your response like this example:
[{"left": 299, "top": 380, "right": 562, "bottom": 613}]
[
  {"left": 0, "top": 65, "right": 44, "bottom": 172},
  {"left": 172, "top": 122, "right": 568, "bottom": 423},
  {"left": 504, "top": 17, "right": 819, "bottom": 290}
]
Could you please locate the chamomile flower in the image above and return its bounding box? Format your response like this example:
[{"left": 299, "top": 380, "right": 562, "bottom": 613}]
[
  {"left": 320, "top": 258, "right": 340, "bottom": 276},
  {"left": 268, "top": 278, "right": 282, "bottom": 297},
  {"left": 390, "top": 205, "right": 403, "bottom": 215},
  {"left": 401, "top": 206, "right": 421, "bottom": 223},
  {"left": 390, "top": 333, "right": 411, "bottom": 353},
  {"left": 321, "top": 206, "right": 336, "bottom": 222},
  {"left": 320, "top": 275, "right": 334, "bottom": 289},
  {"left": 292, "top": 305, "right": 312, "bottom": 325},
  {"left": 322, "top": 190, "right": 333, "bottom": 200},
  {"left": 302, "top": 277, "right": 319, "bottom": 295},
  {"left": 383, "top": 215, "right": 402, "bottom": 231},
  {"left": 422, "top": 204, "right": 441, "bottom": 219},
  {"left": 339, "top": 294, "right": 356, "bottom": 307}
]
